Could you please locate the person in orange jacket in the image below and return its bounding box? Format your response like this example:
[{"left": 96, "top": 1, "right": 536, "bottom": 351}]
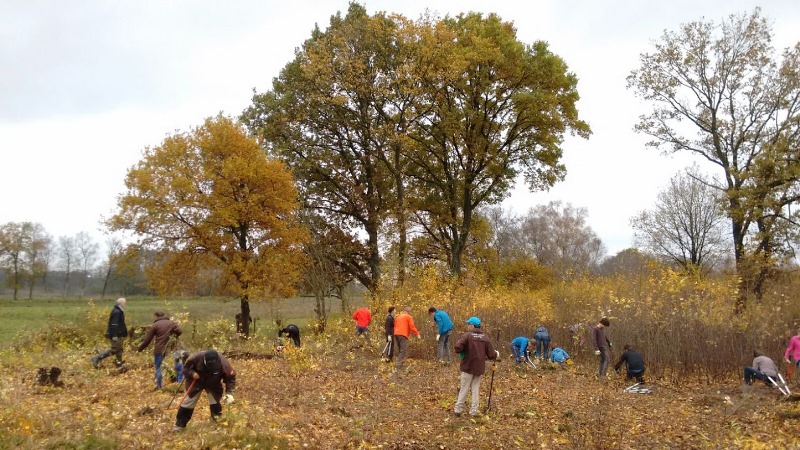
[
  {"left": 352, "top": 305, "right": 373, "bottom": 344},
  {"left": 393, "top": 306, "right": 421, "bottom": 369}
]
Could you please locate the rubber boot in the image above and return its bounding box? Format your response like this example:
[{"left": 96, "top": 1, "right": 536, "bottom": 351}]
[
  {"left": 209, "top": 403, "right": 222, "bottom": 421},
  {"left": 174, "top": 407, "right": 194, "bottom": 430},
  {"left": 91, "top": 351, "right": 112, "bottom": 369}
]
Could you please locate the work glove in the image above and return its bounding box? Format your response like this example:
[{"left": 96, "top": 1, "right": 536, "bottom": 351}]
[
  {"left": 222, "top": 394, "right": 235, "bottom": 404},
  {"left": 608, "top": 342, "right": 613, "bottom": 348},
  {"left": 387, "top": 335, "right": 391, "bottom": 342},
  {"left": 786, "top": 359, "right": 792, "bottom": 364},
  {"left": 495, "top": 350, "right": 500, "bottom": 359},
  {"left": 436, "top": 334, "right": 440, "bottom": 342},
  {"left": 594, "top": 350, "right": 601, "bottom": 356}
]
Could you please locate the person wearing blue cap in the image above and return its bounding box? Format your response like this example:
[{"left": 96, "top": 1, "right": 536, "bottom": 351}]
[{"left": 453, "top": 316, "right": 498, "bottom": 417}]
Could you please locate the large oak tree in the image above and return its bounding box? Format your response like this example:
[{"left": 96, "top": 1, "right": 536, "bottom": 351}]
[
  {"left": 628, "top": 8, "right": 800, "bottom": 308},
  {"left": 406, "top": 13, "right": 590, "bottom": 275},
  {"left": 243, "top": 4, "right": 403, "bottom": 291},
  {"left": 245, "top": 4, "right": 589, "bottom": 285},
  {"left": 107, "top": 115, "right": 308, "bottom": 336}
]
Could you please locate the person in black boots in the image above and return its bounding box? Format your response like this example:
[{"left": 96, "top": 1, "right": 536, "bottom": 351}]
[
  {"left": 174, "top": 350, "right": 236, "bottom": 431},
  {"left": 91, "top": 298, "right": 128, "bottom": 368}
]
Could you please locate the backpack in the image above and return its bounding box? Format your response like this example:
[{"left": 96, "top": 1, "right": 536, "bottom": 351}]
[{"left": 550, "top": 347, "right": 569, "bottom": 363}]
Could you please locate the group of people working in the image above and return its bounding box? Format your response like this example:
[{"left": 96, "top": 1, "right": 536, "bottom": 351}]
[
  {"left": 90, "top": 298, "right": 235, "bottom": 431},
  {"left": 740, "top": 327, "right": 800, "bottom": 387},
  {"left": 94, "top": 299, "right": 800, "bottom": 431}
]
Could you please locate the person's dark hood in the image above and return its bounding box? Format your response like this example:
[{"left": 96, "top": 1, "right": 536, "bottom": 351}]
[{"left": 204, "top": 350, "right": 222, "bottom": 375}]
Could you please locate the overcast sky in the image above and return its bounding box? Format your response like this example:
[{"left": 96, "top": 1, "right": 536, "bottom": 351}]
[{"left": 1, "top": 0, "right": 798, "bottom": 256}]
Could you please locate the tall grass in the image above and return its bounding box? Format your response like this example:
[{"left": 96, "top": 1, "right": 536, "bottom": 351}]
[
  {"left": 3, "top": 267, "right": 798, "bottom": 383},
  {"left": 0, "top": 295, "right": 344, "bottom": 349},
  {"left": 370, "top": 265, "right": 800, "bottom": 382}
]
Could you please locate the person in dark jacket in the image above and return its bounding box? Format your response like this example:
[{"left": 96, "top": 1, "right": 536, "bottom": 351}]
[
  {"left": 174, "top": 350, "right": 236, "bottom": 431},
  {"left": 453, "top": 317, "right": 498, "bottom": 417},
  {"left": 614, "top": 344, "right": 645, "bottom": 383},
  {"left": 137, "top": 310, "right": 182, "bottom": 389},
  {"left": 593, "top": 318, "right": 612, "bottom": 380},
  {"left": 382, "top": 307, "right": 396, "bottom": 361},
  {"left": 278, "top": 324, "right": 301, "bottom": 347},
  {"left": 91, "top": 298, "right": 128, "bottom": 368}
]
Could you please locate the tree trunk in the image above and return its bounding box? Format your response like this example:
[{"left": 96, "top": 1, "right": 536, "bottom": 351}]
[
  {"left": 394, "top": 143, "right": 406, "bottom": 286},
  {"left": 239, "top": 295, "right": 251, "bottom": 337},
  {"left": 729, "top": 199, "right": 748, "bottom": 314},
  {"left": 314, "top": 291, "right": 327, "bottom": 333},
  {"left": 367, "top": 225, "right": 381, "bottom": 291}
]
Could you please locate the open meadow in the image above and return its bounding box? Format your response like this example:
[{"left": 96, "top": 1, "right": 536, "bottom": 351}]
[{"left": 1, "top": 294, "right": 800, "bottom": 449}]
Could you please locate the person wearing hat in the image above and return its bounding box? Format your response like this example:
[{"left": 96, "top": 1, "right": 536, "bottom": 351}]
[
  {"left": 453, "top": 316, "right": 498, "bottom": 417},
  {"left": 174, "top": 350, "right": 236, "bottom": 431},
  {"left": 614, "top": 344, "right": 646, "bottom": 383},
  {"left": 137, "top": 310, "right": 182, "bottom": 389}
]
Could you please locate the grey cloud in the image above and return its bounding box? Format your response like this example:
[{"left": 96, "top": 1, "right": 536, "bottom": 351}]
[{"left": 0, "top": 2, "right": 272, "bottom": 122}]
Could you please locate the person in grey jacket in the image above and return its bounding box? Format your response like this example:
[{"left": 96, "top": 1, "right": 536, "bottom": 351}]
[
  {"left": 744, "top": 350, "right": 779, "bottom": 385},
  {"left": 91, "top": 298, "right": 128, "bottom": 368}
]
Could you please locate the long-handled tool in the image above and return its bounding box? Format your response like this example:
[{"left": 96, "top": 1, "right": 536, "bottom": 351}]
[
  {"left": 767, "top": 374, "right": 791, "bottom": 398},
  {"left": 484, "top": 329, "right": 501, "bottom": 414},
  {"left": 381, "top": 339, "right": 392, "bottom": 360},
  {"left": 523, "top": 351, "right": 537, "bottom": 369},
  {"left": 164, "top": 378, "right": 186, "bottom": 409},
  {"left": 170, "top": 378, "right": 196, "bottom": 410}
]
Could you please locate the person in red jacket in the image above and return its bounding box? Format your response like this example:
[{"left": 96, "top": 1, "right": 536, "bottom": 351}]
[
  {"left": 352, "top": 305, "right": 373, "bottom": 345},
  {"left": 393, "top": 306, "right": 421, "bottom": 369}
]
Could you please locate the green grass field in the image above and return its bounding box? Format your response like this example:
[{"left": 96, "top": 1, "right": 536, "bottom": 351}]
[{"left": 0, "top": 295, "right": 344, "bottom": 347}]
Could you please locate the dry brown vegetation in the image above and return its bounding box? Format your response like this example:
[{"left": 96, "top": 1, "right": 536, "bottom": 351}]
[
  {"left": 2, "top": 338, "right": 800, "bottom": 450},
  {"left": 2, "top": 266, "right": 800, "bottom": 448}
]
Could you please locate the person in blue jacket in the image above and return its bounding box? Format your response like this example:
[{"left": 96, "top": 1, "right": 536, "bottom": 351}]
[
  {"left": 428, "top": 307, "right": 454, "bottom": 362},
  {"left": 511, "top": 336, "right": 531, "bottom": 364},
  {"left": 550, "top": 346, "right": 570, "bottom": 366}
]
